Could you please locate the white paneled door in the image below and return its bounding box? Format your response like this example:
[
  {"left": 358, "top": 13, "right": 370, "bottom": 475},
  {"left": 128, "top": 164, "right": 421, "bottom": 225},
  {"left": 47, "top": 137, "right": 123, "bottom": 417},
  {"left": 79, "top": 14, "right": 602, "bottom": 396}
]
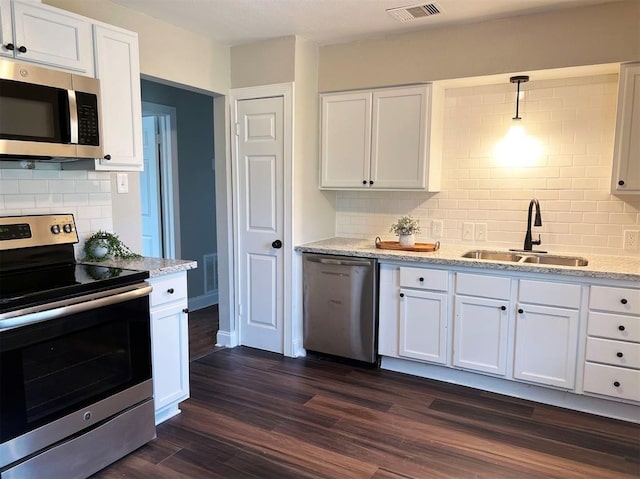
[{"left": 236, "top": 96, "right": 285, "bottom": 354}]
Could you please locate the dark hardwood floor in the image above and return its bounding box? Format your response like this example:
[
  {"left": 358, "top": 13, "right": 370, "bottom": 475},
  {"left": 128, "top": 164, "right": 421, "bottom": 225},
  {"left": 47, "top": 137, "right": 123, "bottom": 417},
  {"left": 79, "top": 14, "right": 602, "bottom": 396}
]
[
  {"left": 188, "top": 304, "right": 223, "bottom": 360},
  {"left": 93, "top": 346, "right": 639, "bottom": 479}
]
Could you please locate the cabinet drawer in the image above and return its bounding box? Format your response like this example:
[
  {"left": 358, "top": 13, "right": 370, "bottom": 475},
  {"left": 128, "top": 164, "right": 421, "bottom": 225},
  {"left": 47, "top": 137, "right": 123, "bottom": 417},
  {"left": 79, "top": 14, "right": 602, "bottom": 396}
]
[
  {"left": 149, "top": 273, "right": 187, "bottom": 308},
  {"left": 590, "top": 286, "right": 640, "bottom": 315},
  {"left": 455, "top": 273, "right": 510, "bottom": 299},
  {"left": 518, "top": 280, "right": 581, "bottom": 309},
  {"left": 586, "top": 337, "right": 640, "bottom": 369},
  {"left": 583, "top": 362, "right": 640, "bottom": 402},
  {"left": 587, "top": 311, "right": 640, "bottom": 343},
  {"left": 400, "top": 267, "right": 448, "bottom": 291}
]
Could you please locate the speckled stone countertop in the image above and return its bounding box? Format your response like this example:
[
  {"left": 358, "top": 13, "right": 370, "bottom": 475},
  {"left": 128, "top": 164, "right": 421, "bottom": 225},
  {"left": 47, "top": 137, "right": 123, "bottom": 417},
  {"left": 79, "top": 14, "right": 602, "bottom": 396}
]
[
  {"left": 296, "top": 238, "right": 640, "bottom": 282},
  {"left": 81, "top": 257, "right": 197, "bottom": 277}
]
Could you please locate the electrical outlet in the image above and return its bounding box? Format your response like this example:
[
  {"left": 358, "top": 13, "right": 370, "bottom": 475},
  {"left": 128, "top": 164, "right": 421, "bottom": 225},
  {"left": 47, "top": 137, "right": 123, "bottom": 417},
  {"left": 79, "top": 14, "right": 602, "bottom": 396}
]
[
  {"left": 462, "top": 222, "right": 475, "bottom": 241},
  {"left": 431, "top": 219, "right": 443, "bottom": 238},
  {"left": 624, "top": 230, "right": 639, "bottom": 250},
  {"left": 475, "top": 223, "right": 487, "bottom": 241},
  {"left": 116, "top": 173, "right": 129, "bottom": 194}
]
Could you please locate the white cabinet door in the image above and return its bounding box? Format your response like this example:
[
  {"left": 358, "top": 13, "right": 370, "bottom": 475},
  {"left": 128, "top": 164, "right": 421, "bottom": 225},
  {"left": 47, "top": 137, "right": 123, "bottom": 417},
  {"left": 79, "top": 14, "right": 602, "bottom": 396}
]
[
  {"left": 398, "top": 288, "right": 448, "bottom": 364},
  {"left": 148, "top": 272, "right": 190, "bottom": 424},
  {"left": 453, "top": 295, "right": 510, "bottom": 376},
  {"left": 513, "top": 303, "right": 579, "bottom": 389},
  {"left": 93, "top": 24, "right": 143, "bottom": 171},
  {"left": 6, "top": 0, "right": 93, "bottom": 74},
  {"left": 320, "top": 91, "right": 371, "bottom": 188},
  {"left": 0, "top": 0, "right": 12, "bottom": 59},
  {"left": 371, "top": 86, "right": 428, "bottom": 189},
  {"left": 612, "top": 62, "right": 640, "bottom": 194}
]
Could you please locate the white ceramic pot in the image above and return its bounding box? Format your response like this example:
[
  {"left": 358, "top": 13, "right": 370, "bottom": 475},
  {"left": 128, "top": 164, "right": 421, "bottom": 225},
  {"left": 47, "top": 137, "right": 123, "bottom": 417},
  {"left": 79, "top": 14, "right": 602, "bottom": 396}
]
[{"left": 398, "top": 234, "right": 415, "bottom": 247}]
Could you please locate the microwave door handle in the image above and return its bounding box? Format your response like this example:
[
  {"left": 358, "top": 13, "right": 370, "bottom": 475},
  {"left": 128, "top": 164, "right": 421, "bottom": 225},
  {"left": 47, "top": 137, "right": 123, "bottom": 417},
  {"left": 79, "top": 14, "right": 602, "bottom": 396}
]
[{"left": 67, "top": 89, "right": 78, "bottom": 144}]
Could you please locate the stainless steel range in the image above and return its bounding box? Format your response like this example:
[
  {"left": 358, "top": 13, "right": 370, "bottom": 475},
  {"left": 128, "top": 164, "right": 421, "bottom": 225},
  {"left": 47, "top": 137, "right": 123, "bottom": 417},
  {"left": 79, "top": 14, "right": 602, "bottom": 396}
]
[{"left": 0, "top": 214, "right": 156, "bottom": 479}]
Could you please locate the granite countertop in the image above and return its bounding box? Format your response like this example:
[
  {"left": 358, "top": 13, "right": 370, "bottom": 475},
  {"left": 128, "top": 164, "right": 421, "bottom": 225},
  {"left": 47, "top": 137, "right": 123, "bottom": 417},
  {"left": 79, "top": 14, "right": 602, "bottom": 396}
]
[
  {"left": 295, "top": 237, "right": 640, "bottom": 282},
  {"left": 81, "top": 257, "right": 198, "bottom": 277}
]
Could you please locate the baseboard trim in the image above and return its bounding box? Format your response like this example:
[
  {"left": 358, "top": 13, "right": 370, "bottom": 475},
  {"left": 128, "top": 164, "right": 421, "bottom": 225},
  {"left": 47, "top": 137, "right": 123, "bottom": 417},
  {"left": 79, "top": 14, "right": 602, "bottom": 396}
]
[
  {"left": 216, "top": 329, "right": 238, "bottom": 348},
  {"left": 189, "top": 291, "right": 218, "bottom": 311}
]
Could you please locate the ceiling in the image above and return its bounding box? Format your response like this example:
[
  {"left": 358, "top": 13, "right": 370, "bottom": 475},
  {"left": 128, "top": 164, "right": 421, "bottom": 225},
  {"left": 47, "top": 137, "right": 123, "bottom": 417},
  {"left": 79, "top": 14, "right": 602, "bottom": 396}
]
[{"left": 108, "top": 0, "right": 617, "bottom": 47}]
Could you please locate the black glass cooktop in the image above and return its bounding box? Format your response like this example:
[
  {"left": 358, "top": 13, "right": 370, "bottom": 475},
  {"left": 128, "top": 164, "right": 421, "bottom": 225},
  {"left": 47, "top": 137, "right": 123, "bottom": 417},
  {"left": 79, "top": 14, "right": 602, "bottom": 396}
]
[{"left": 0, "top": 263, "right": 149, "bottom": 314}]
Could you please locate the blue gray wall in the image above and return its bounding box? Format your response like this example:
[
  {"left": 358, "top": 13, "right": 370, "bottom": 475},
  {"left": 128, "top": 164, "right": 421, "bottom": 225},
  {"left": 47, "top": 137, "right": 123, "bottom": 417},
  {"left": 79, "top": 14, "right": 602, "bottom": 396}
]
[{"left": 141, "top": 79, "right": 217, "bottom": 307}]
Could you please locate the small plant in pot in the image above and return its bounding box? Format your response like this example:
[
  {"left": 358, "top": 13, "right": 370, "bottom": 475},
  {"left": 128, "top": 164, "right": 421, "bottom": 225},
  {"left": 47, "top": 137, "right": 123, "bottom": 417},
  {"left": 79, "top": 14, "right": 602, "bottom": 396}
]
[
  {"left": 83, "top": 230, "right": 142, "bottom": 262},
  {"left": 390, "top": 215, "right": 421, "bottom": 247}
]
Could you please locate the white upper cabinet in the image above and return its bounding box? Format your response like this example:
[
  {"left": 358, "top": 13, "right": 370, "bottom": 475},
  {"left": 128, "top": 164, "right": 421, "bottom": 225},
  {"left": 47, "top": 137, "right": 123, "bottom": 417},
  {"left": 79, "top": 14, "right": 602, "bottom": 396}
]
[
  {"left": 93, "top": 24, "right": 143, "bottom": 171},
  {"left": 0, "top": 0, "right": 93, "bottom": 74},
  {"left": 320, "top": 84, "right": 442, "bottom": 191},
  {"left": 611, "top": 62, "right": 640, "bottom": 195}
]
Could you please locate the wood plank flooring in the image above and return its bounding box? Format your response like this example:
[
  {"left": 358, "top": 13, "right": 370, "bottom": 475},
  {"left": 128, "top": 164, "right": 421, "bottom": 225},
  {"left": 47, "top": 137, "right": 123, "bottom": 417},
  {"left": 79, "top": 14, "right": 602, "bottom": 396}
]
[
  {"left": 92, "top": 347, "right": 640, "bottom": 479},
  {"left": 188, "top": 305, "right": 222, "bottom": 360}
]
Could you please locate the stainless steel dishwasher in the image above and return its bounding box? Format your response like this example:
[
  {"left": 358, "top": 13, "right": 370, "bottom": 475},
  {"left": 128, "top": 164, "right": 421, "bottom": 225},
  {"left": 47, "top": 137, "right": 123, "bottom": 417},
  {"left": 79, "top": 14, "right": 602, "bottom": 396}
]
[{"left": 302, "top": 253, "right": 378, "bottom": 364}]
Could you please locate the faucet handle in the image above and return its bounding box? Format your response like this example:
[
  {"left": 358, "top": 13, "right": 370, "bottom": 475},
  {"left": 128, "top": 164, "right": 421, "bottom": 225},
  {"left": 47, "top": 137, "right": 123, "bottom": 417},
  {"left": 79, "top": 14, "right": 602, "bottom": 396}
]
[{"left": 532, "top": 235, "right": 542, "bottom": 246}]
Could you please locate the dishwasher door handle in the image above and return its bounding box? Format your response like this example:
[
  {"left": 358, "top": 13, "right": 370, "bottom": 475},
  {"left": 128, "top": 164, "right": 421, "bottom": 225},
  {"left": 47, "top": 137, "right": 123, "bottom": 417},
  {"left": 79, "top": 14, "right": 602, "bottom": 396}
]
[{"left": 305, "top": 257, "right": 372, "bottom": 267}]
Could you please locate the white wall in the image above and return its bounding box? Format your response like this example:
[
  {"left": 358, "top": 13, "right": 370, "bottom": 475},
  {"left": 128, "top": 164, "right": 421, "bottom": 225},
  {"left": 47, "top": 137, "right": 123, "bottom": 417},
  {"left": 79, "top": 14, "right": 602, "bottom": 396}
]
[{"left": 335, "top": 74, "right": 640, "bottom": 256}]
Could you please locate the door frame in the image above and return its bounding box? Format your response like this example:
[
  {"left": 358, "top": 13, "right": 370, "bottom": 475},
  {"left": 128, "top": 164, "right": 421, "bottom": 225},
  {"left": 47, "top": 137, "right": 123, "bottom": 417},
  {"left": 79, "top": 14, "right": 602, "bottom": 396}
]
[
  {"left": 229, "top": 83, "right": 294, "bottom": 356},
  {"left": 141, "top": 102, "right": 181, "bottom": 259}
]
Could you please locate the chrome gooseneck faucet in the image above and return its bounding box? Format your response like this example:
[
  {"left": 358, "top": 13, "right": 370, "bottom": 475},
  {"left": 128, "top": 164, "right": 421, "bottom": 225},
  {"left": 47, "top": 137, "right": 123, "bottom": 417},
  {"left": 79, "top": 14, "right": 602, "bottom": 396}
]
[{"left": 523, "top": 198, "right": 542, "bottom": 251}]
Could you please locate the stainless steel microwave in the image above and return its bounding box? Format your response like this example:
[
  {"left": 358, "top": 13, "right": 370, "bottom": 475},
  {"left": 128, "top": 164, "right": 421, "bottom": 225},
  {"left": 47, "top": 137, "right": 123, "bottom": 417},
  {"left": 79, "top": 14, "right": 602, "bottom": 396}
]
[{"left": 0, "top": 58, "right": 103, "bottom": 160}]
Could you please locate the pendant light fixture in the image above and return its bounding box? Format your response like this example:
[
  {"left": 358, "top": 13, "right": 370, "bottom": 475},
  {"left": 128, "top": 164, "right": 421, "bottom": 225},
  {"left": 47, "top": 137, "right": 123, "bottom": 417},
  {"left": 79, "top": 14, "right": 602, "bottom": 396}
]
[{"left": 510, "top": 75, "right": 529, "bottom": 120}]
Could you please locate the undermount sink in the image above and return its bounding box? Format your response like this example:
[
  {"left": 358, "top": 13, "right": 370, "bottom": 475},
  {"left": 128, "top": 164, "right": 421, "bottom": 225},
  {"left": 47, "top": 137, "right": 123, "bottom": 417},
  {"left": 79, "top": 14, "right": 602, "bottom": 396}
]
[
  {"left": 461, "top": 250, "right": 523, "bottom": 262},
  {"left": 461, "top": 250, "right": 589, "bottom": 267},
  {"left": 521, "top": 255, "right": 589, "bottom": 267}
]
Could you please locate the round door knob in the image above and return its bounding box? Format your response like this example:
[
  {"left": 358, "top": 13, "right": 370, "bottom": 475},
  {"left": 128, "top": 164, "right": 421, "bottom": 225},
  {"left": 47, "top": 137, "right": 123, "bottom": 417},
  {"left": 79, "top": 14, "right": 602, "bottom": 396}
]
[
  {"left": 618, "top": 180, "right": 625, "bottom": 186},
  {"left": 272, "top": 239, "right": 282, "bottom": 249},
  {"left": 104, "top": 154, "right": 112, "bottom": 160},
  {"left": 619, "top": 325, "right": 626, "bottom": 331},
  {"left": 419, "top": 277, "right": 424, "bottom": 282},
  {"left": 518, "top": 308, "right": 524, "bottom": 314},
  {"left": 17, "top": 45, "right": 27, "bottom": 53},
  {"left": 501, "top": 305, "right": 506, "bottom": 311},
  {"left": 616, "top": 352, "right": 624, "bottom": 358},
  {"left": 399, "top": 293, "right": 405, "bottom": 298},
  {"left": 167, "top": 288, "right": 174, "bottom": 294},
  {"left": 182, "top": 308, "right": 189, "bottom": 314},
  {"left": 613, "top": 381, "right": 621, "bottom": 388},
  {"left": 621, "top": 298, "right": 628, "bottom": 305},
  {"left": 4, "top": 43, "right": 15, "bottom": 51}
]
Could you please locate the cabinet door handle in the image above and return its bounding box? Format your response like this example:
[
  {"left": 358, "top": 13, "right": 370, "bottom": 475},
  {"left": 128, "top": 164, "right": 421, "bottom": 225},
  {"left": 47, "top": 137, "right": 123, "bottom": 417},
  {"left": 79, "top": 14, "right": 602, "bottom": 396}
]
[
  {"left": 616, "top": 352, "right": 624, "bottom": 358},
  {"left": 518, "top": 308, "right": 524, "bottom": 314},
  {"left": 621, "top": 298, "right": 628, "bottom": 305},
  {"left": 167, "top": 288, "right": 175, "bottom": 294},
  {"left": 369, "top": 180, "right": 374, "bottom": 185},
  {"left": 418, "top": 277, "right": 424, "bottom": 282},
  {"left": 500, "top": 305, "right": 506, "bottom": 311},
  {"left": 104, "top": 154, "right": 112, "bottom": 160},
  {"left": 618, "top": 325, "right": 626, "bottom": 331},
  {"left": 17, "top": 45, "right": 27, "bottom": 53},
  {"left": 182, "top": 308, "right": 189, "bottom": 314},
  {"left": 362, "top": 180, "right": 367, "bottom": 185},
  {"left": 618, "top": 180, "right": 625, "bottom": 186},
  {"left": 613, "top": 381, "right": 621, "bottom": 388},
  {"left": 399, "top": 293, "right": 405, "bottom": 298},
  {"left": 4, "top": 43, "right": 14, "bottom": 51}
]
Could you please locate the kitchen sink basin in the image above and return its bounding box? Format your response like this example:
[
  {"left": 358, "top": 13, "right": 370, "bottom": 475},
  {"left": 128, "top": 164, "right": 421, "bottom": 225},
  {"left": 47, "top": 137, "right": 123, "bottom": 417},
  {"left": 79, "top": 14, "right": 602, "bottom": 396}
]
[
  {"left": 521, "top": 255, "right": 589, "bottom": 267},
  {"left": 461, "top": 250, "right": 523, "bottom": 262},
  {"left": 462, "top": 250, "right": 589, "bottom": 267}
]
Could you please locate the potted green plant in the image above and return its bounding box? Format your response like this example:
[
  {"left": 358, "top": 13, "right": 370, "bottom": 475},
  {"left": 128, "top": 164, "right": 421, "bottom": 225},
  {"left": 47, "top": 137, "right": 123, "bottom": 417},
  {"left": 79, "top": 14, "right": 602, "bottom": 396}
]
[
  {"left": 390, "top": 215, "right": 421, "bottom": 247},
  {"left": 83, "top": 230, "right": 142, "bottom": 262}
]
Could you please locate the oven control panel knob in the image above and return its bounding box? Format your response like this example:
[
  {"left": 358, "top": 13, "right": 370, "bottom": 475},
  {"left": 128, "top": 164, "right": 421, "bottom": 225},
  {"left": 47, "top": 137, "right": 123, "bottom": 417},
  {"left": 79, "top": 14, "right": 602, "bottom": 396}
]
[
  {"left": 51, "top": 224, "right": 60, "bottom": 234},
  {"left": 63, "top": 223, "right": 73, "bottom": 233}
]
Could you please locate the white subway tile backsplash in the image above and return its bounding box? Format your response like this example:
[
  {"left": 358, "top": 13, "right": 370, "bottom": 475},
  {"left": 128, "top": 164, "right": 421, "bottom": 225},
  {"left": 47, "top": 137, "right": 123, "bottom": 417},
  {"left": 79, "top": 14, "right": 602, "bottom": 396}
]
[{"left": 335, "top": 74, "right": 638, "bottom": 256}]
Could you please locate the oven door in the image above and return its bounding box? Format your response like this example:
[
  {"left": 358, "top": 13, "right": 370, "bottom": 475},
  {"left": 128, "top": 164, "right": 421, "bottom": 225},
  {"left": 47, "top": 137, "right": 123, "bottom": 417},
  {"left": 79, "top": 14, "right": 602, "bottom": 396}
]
[{"left": 0, "top": 283, "right": 153, "bottom": 469}]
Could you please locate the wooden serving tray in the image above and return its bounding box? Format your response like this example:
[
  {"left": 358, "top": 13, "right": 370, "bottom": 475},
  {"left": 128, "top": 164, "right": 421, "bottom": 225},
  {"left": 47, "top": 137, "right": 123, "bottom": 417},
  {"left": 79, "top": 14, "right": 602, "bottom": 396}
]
[{"left": 375, "top": 237, "right": 440, "bottom": 252}]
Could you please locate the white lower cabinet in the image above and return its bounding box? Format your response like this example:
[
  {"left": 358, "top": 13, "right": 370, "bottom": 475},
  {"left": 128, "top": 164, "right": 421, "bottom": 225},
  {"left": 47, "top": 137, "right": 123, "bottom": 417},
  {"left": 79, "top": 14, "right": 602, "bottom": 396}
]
[
  {"left": 513, "top": 280, "right": 581, "bottom": 389},
  {"left": 453, "top": 273, "right": 511, "bottom": 376},
  {"left": 148, "top": 272, "right": 190, "bottom": 424}
]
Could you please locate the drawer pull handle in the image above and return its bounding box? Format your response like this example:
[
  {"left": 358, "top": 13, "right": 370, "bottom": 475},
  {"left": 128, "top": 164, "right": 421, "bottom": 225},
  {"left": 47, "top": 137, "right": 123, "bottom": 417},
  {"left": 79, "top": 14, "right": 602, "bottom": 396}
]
[
  {"left": 518, "top": 308, "right": 524, "bottom": 314},
  {"left": 620, "top": 298, "right": 628, "bottom": 305},
  {"left": 618, "top": 325, "right": 626, "bottom": 331},
  {"left": 500, "top": 306, "right": 506, "bottom": 311},
  {"left": 419, "top": 277, "right": 424, "bottom": 282},
  {"left": 167, "top": 288, "right": 175, "bottom": 294},
  {"left": 399, "top": 293, "right": 405, "bottom": 298},
  {"left": 616, "top": 352, "right": 624, "bottom": 358},
  {"left": 613, "top": 381, "right": 621, "bottom": 388}
]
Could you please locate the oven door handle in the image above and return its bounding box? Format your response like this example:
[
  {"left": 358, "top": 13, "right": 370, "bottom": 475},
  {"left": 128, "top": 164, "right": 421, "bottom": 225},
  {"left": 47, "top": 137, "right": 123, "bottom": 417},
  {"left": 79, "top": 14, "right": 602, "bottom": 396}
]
[{"left": 0, "top": 283, "right": 153, "bottom": 332}]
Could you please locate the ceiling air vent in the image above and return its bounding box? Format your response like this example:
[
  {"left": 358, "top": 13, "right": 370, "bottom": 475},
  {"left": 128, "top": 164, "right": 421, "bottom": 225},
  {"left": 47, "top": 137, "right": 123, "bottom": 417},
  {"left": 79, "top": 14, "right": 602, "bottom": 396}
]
[{"left": 387, "top": 3, "right": 442, "bottom": 23}]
